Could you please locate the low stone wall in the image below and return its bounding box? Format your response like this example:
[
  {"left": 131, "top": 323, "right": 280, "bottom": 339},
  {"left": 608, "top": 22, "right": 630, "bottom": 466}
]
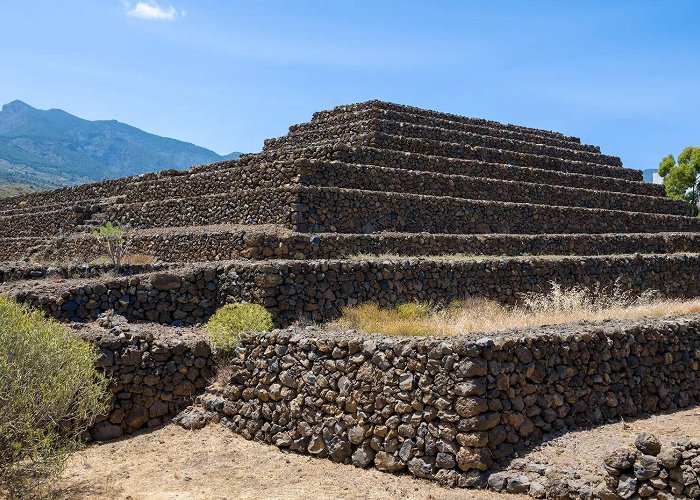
[
  {"left": 7, "top": 254, "right": 700, "bottom": 327},
  {"left": 77, "top": 314, "right": 214, "bottom": 440},
  {"left": 283, "top": 117, "right": 621, "bottom": 167},
  {"left": 258, "top": 144, "right": 661, "bottom": 197},
  {"left": 312, "top": 100, "right": 581, "bottom": 145},
  {"left": 0, "top": 169, "right": 187, "bottom": 212},
  {"left": 10, "top": 228, "right": 700, "bottom": 265},
  {"left": 182, "top": 314, "right": 700, "bottom": 491},
  {"left": 96, "top": 187, "right": 295, "bottom": 231},
  {"left": 291, "top": 106, "right": 601, "bottom": 154},
  {"left": 0, "top": 262, "right": 168, "bottom": 283},
  {"left": 265, "top": 131, "right": 633, "bottom": 181},
  {"left": 294, "top": 186, "right": 700, "bottom": 235},
  {"left": 0, "top": 204, "right": 98, "bottom": 237},
  {"left": 8, "top": 267, "right": 224, "bottom": 325},
  {"left": 598, "top": 433, "right": 700, "bottom": 499},
  {"left": 297, "top": 159, "right": 685, "bottom": 216}
]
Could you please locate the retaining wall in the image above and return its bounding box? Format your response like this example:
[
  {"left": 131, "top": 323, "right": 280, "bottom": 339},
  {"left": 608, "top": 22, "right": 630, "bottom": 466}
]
[
  {"left": 293, "top": 187, "right": 700, "bottom": 234},
  {"left": 187, "top": 314, "right": 700, "bottom": 489},
  {"left": 265, "top": 132, "right": 633, "bottom": 180},
  {"left": 297, "top": 159, "right": 685, "bottom": 215},
  {"left": 312, "top": 100, "right": 581, "bottom": 144},
  {"left": 8, "top": 228, "right": 700, "bottom": 265},
  {"left": 7, "top": 254, "right": 700, "bottom": 327},
  {"left": 290, "top": 106, "right": 601, "bottom": 153},
  {"left": 257, "top": 145, "right": 661, "bottom": 197},
  {"left": 281, "top": 118, "right": 621, "bottom": 167},
  {"left": 78, "top": 315, "right": 214, "bottom": 440}
]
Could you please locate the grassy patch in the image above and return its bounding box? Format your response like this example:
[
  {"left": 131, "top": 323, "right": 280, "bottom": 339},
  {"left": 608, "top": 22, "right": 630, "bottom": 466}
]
[{"left": 330, "top": 282, "right": 700, "bottom": 336}]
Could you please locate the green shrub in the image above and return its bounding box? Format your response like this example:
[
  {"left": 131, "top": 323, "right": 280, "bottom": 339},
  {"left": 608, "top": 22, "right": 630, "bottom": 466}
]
[
  {"left": 206, "top": 303, "right": 273, "bottom": 350},
  {"left": 396, "top": 302, "right": 432, "bottom": 319},
  {"left": 0, "top": 296, "right": 110, "bottom": 495}
]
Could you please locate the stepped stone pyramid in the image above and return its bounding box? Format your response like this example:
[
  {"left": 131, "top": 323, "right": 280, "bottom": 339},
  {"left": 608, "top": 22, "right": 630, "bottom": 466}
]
[{"left": 2, "top": 100, "right": 700, "bottom": 325}]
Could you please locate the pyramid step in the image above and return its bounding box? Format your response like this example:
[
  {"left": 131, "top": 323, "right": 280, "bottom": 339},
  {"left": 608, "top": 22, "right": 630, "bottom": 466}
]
[
  {"left": 5, "top": 253, "right": 700, "bottom": 327},
  {"left": 286, "top": 118, "right": 620, "bottom": 167},
  {"left": 0, "top": 205, "right": 103, "bottom": 237},
  {"left": 294, "top": 186, "right": 700, "bottom": 235},
  {"left": 9, "top": 227, "right": 700, "bottom": 265},
  {"left": 265, "top": 132, "right": 640, "bottom": 182},
  {"left": 296, "top": 159, "right": 687, "bottom": 216},
  {"left": 94, "top": 187, "right": 296, "bottom": 231},
  {"left": 256, "top": 145, "right": 663, "bottom": 198},
  {"left": 313, "top": 100, "right": 581, "bottom": 145},
  {"left": 297, "top": 106, "right": 601, "bottom": 154}
]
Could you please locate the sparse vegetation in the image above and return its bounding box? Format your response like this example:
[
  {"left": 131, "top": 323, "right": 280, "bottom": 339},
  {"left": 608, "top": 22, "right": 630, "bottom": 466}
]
[
  {"left": 205, "top": 303, "right": 273, "bottom": 351},
  {"left": 92, "top": 222, "right": 128, "bottom": 274},
  {"left": 332, "top": 282, "right": 700, "bottom": 336},
  {"left": 0, "top": 297, "right": 110, "bottom": 496}
]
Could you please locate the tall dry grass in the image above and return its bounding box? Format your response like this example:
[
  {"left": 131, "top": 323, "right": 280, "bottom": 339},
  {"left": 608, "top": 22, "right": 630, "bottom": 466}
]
[{"left": 331, "top": 282, "right": 700, "bottom": 336}]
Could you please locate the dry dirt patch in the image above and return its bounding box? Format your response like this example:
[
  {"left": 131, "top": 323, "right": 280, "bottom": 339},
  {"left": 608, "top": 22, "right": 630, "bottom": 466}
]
[
  {"left": 503, "top": 406, "right": 700, "bottom": 485},
  {"left": 52, "top": 424, "right": 521, "bottom": 500}
]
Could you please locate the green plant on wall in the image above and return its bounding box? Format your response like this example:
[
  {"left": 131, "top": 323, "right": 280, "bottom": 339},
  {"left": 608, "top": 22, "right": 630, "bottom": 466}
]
[
  {"left": 659, "top": 147, "right": 700, "bottom": 216},
  {"left": 205, "top": 303, "right": 273, "bottom": 351},
  {"left": 92, "top": 221, "right": 128, "bottom": 273}
]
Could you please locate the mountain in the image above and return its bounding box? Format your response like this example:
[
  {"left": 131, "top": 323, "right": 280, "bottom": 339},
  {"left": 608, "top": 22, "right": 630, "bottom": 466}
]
[{"left": 0, "top": 100, "right": 241, "bottom": 195}]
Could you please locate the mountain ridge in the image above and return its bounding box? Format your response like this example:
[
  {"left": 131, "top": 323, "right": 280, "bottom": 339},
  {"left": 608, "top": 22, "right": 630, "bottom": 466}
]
[{"left": 0, "top": 100, "right": 241, "bottom": 195}]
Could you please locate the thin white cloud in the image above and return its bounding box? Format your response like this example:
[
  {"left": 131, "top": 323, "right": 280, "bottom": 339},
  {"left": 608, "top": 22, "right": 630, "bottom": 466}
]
[{"left": 124, "top": 1, "right": 185, "bottom": 21}]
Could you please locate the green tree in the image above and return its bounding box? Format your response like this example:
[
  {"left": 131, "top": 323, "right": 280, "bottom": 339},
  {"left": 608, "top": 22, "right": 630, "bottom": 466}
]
[
  {"left": 92, "top": 221, "right": 128, "bottom": 273},
  {"left": 659, "top": 147, "right": 700, "bottom": 216}
]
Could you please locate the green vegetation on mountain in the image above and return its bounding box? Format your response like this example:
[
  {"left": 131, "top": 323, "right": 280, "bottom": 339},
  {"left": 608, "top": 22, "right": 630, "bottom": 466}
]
[
  {"left": 659, "top": 147, "right": 700, "bottom": 216},
  {"left": 0, "top": 100, "right": 240, "bottom": 196}
]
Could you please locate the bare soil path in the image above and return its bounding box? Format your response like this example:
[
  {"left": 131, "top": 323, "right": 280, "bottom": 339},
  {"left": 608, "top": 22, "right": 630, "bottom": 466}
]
[{"left": 52, "top": 424, "right": 521, "bottom": 500}]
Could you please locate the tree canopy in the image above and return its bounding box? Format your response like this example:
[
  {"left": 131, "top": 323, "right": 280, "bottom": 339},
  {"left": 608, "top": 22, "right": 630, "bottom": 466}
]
[{"left": 659, "top": 147, "right": 700, "bottom": 215}]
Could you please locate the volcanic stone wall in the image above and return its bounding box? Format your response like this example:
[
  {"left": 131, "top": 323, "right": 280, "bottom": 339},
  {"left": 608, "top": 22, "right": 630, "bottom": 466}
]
[
  {"left": 312, "top": 100, "right": 583, "bottom": 144},
  {"left": 256, "top": 144, "right": 662, "bottom": 197},
  {"left": 0, "top": 204, "right": 99, "bottom": 237},
  {"left": 91, "top": 187, "right": 296, "bottom": 231},
  {"left": 8, "top": 229, "right": 700, "bottom": 265},
  {"left": 291, "top": 107, "right": 601, "bottom": 153},
  {"left": 278, "top": 118, "right": 622, "bottom": 167},
  {"left": 296, "top": 159, "right": 685, "bottom": 215},
  {"left": 0, "top": 262, "right": 168, "bottom": 283},
  {"left": 189, "top": 314, "right": 700, "bottom": 488},
  {"left": 598, "top": 434, "right": 700, "bottom": 499},
  {"left": 77, "top": 316, "right": 214, "bottom": 440},
  {"left": 8, "top": 254, "right": 700, "bottom": 327},
  {"left": 293, "top": 187, "right": 700, "bottom": 234},
  {"left": 265, "top": 131, "right": 633, "bottom": 180}
]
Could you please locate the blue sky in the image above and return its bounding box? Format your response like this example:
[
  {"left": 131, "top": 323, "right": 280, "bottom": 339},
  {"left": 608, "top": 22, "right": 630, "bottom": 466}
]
[{"left": 0, "top": 0, "right": 698, "bottom": 170}]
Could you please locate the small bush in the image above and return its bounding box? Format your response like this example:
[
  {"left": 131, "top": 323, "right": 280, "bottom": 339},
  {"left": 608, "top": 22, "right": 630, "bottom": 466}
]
[
  {"left": 206, "top": 303, "right": 273, "bottom": 350},
  {"left": 396, "top": 302, "right": 432, "bottom": 319},
  {"left": 0, "top": 296, "right": 110, "bottom": 495}
]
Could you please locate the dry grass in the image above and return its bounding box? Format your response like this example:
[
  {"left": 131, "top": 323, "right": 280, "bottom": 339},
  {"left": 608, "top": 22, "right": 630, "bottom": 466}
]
[{"left": 331, "top": 282, "right": 700, "bottom": 336}]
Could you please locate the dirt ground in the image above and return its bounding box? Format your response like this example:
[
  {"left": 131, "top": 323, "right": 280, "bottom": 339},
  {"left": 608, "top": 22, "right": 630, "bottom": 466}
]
[
  {"left": 51, "top": 406, "right": 700, "bottom": 500},
  {"left": 506, "top": 405, "right": 700, "bottom": 483},
  {"left": 51, "top": 424, "right": 521, "bottom": 500}
]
